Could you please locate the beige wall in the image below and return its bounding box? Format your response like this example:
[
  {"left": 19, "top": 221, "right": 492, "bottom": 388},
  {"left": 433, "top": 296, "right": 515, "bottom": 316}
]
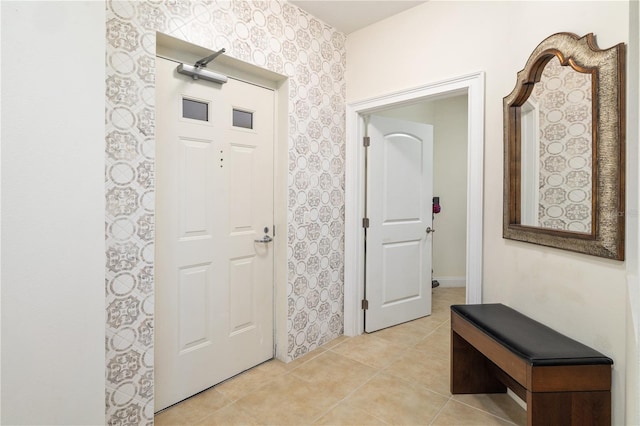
[
  {"left": 347, "top": 1, "right": 634, "bottom": 424},
  {"left": 431, "top": 96, "right": 468, "bottom": 281}
]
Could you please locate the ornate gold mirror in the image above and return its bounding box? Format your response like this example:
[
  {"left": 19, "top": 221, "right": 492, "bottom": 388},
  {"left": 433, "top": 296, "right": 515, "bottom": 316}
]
[{"left": 503, "top": 33, "right": 625, "bottom": 260}]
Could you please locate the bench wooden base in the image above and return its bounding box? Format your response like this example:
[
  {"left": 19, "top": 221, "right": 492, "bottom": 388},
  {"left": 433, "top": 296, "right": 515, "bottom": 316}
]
[{"left": 451, "top": 309, "right": 611, "bottom": 426}]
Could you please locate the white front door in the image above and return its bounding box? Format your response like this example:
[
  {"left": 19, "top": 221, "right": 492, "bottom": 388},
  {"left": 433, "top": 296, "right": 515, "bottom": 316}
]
[
  {"left": 155, "top": 57, "right": 275, "bottom": 411},
  {"left": 365, "top": 115, "right": 434, "bottom": 332}
]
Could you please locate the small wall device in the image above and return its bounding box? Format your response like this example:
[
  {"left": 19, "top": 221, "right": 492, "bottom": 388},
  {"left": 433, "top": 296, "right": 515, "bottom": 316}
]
[
  {"left": 177, "top": 48, "right": 228, "bottom": 85},
  {"left": 177, "top": 63, "right": 228, "bottom": 84}
]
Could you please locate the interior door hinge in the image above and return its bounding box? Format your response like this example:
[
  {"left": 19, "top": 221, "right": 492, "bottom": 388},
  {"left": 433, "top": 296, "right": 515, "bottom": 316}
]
[
  {"left": 361, "top": 299, "right": 369, "bottom": 310},
  {"left": 362, "top": 217, "right": 370, "bottom": 228},
  {"left": 363, "top": 136, "right": 370, "bottom": 147},
  {"left": 273, "top": 225, "right": 276, "bottom": 237}
]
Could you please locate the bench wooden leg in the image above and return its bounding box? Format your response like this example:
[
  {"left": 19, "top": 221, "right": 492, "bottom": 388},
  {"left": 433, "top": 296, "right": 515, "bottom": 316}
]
[
  {"left": 527, "top": 391, "right": 611, "bottom": 426},
  {"left": 451, "top": 330, "right": 506, "bottom": 394}
]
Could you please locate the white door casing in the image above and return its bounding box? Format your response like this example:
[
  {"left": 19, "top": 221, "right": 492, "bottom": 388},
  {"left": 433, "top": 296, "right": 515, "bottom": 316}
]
[
  {"left": 365, "top": 116, "right": 433, "bottom": 332},
  {"left": 155, "top": 57, "right": 275, "bottom": 411},
  {"left": 344, "top": 72, "right": 485, "bottom": 336}
]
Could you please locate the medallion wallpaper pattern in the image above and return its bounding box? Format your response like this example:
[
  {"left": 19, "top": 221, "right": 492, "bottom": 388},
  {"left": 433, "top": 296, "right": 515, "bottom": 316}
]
[
  {"left": 530, "top": 56, "right": 593, "bottom": 232},
  {"left": 105, "top": 1, "right": 346, "bottom": 423}
]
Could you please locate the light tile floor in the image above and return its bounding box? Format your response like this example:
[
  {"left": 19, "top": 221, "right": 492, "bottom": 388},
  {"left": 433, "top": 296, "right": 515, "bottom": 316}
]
[{"left": 155, "top": 288, "right": 526, "bottom": 425}]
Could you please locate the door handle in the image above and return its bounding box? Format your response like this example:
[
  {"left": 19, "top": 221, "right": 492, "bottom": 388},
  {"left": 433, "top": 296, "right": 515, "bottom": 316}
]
[
  {"left": 254, "top": 235, "right": 273, "bottom": 243},
  {"left": 425, "top": 227, "right": 435, "bottom": 234}
]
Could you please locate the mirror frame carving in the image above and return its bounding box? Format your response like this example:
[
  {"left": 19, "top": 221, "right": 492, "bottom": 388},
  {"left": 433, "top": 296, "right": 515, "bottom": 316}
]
[{"left": 503, "top": 32, "right": 625, "bottom": 260}]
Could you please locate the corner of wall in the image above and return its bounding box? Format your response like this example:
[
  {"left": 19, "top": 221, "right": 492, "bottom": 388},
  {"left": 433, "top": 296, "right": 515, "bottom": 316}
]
[{"left": 625, "top": 0, "right": 640, "bottom": 423}]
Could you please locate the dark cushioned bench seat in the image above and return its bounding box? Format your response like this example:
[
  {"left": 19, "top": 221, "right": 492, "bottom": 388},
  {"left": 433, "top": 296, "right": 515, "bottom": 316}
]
[
  {"left": 451, "top": 304, "right": 613, "bottom": 366},
  {"left": 450, "top": 303, "right": 613, "bottom": 426}
]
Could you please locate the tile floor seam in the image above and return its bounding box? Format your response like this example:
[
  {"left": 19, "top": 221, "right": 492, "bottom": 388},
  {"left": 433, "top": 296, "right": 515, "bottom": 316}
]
[
  {"left": 327, "top": 333, "right": 414, "bottom": 370},
  {"left": 428, "top": 395, "right": 455, "bottom": 425},
  {"left": 408, "top": 346, "right": 451, "bottom": 363},
  {"left": 307, "top": 367, "right": 392, "bottom": 425},
  {"left": 289, "top": 351, "right": 379, "bottom": 386},
  {"left": 409, "top": 322, "right": 448, "bottom": 341},
  {"left": 154, "top": 386, "right": 235, "bottom": 425},
  {"left": 361, "top": 409, "right": 391, "bottom": 425},
  {"left": 248, "top": 369, "right": 295, "bottom": 395},
  {"left": 328, "top": 348, "right": 405, "bottom": 371},
  {"left": 283, "top": 348, "right": 328, "bottom": 372},
  {"left": 214, "top": 377, "right": 273, "bottom": 403},
  {"left": 356, "top": 369, "right": 451, "bottom": 426},
  {"left": 319, "top": 335, "right": 349, "bottom": 351},
  {"left": 325, "top": 345, "right": 403, "bottom": 371},
  {"left": 229, "top": 376, "right": 316, "bottom": 426},
  {"left": 448, "top": 397, "right": 521, "bottom": 425},
  {"left": 379, "top": 362, "right": 453, "bottom": 400},
  {"left": 239, "top": 401, "right": 288, "bottom": 426},
  {"left": 194, "top": 401, "right": 264, "bottom": 426}
]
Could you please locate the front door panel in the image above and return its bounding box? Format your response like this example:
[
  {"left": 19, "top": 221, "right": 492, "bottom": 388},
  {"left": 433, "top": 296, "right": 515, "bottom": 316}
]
[{"left": 155, "top": 57, "right": 275, "bottom": 411}]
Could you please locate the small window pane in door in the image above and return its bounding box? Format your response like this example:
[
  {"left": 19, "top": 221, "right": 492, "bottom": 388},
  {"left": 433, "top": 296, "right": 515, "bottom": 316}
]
[
  {"left": 233, "top": 109, "right": 253, "bottom": 129},
  {"left": 183, "top": 98, "right": 208, "bottom": 121}
]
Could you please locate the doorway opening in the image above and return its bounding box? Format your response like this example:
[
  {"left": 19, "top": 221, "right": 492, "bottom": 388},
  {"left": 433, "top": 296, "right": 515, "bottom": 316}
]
[{"left": 344, "top": 72, "right": 485, "bottom": 335}]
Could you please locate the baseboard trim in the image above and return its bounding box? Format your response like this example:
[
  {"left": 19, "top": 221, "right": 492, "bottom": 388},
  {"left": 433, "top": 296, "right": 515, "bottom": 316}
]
[{"left": 433, "top": 276, "right": 466, "bottom": 288}]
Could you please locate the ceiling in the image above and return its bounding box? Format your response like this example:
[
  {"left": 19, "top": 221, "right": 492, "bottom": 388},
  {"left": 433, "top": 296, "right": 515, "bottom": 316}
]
[{"left": 288, "top": 1, "right": 427, "bottom": 34}]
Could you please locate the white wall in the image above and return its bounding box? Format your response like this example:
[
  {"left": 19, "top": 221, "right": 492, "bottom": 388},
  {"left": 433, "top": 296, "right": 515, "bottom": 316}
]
[
  {"left": 1, "top": 2, "right": 105, "bottom": 424},
  {"left": 347, "top": 1, "right": 633, "bottom": 424}
]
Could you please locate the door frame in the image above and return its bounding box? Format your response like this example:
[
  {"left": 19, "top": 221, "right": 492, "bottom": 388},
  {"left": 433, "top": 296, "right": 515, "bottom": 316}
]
[
  {"left": 155, "top": 34, "right": 290, "bottom": 363},
  {"left": 344, "top": 72, "right": 485, "bottom": 336}
]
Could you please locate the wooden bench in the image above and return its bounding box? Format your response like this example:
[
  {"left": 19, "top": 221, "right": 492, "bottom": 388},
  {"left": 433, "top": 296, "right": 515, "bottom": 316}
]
[{"left": 451, "top": 304, "right": 613, "bottom": 426}]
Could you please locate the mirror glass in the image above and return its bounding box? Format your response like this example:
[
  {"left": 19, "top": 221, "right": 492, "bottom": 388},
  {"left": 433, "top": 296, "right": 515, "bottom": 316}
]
[
  {"left": 503, "top": 32, "right": 625, "bottom": 260},
  {"left": 520, "top": 56, "right": 593, "bottom": 233}
]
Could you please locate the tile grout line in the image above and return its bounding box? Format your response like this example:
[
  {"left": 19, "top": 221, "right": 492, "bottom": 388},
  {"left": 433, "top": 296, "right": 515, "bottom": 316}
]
[
  {"left": 428, "top": 396, "right": 455, "bottom": 425},
  {"left": 448, "top": 397, "right": 522, "bottom": 425},
  {"left": 326, "top": 333, "right": 414, "bottom": 371},
  {"left": 306, "top": 367, "right": 392, "bottom": 425},
  {"left": 378, "top": 362, "right": 454, "bottom": 400},
  {"left": 199, "top": 399, "right": 268, "bottom": 426}
]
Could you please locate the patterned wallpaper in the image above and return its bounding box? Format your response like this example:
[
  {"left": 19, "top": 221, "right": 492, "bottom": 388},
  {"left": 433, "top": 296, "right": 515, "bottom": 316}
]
[
  {"left": 105, "top": 1, "right": 346, "bottom": 423},
  {"left": 529, "top": 56, "right": 593, "bottom": 233}
]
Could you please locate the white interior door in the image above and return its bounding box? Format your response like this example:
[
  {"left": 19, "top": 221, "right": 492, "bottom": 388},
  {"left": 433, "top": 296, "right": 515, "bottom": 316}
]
[
  {"left": 155, "top": 57, "right": 275, "bottom": 411},
  {"left": 365, "top": 115, "right": 434, "bottom": 332}
]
